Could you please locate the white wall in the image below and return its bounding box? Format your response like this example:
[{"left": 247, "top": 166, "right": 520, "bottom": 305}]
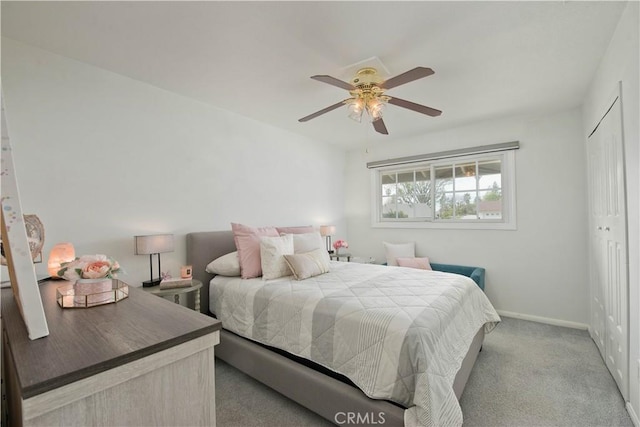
[
  {"left": 582, "top": 1, "right": 639, "bottom": 422},
  {"left": 345, "top": 108, "right": 589, "bottom": 327},
  {"left": 0, "top": 38, "right": 346, "bottom": 287}
]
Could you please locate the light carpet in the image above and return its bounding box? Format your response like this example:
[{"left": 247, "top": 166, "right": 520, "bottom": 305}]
[{"left": 215, "top": 317, "right": 632, "bottom": 426}]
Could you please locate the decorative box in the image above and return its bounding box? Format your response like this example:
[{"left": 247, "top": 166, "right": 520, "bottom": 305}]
[{"left": 56, "top": 279, "right": 129, "bottom": 308}]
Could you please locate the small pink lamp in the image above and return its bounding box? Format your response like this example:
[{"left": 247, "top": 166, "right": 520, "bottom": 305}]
[{"left": 47, "top": 242, "right": 76, "bottom": 278}]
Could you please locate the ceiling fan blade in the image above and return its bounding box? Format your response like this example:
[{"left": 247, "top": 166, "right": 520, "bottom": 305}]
[
  {"left": 372, "top": 118, "right": 389, "bottom": 135},
  {"left": 310, "top": 75, "right": 355, "bottom": 91},
  {"left": 298, "top": 99, "right": 349, "bottom": 122},
  {"left": 381, "top": 67, "right": 434, "bottom": 90},
  {"left": 388, "top": 97, "right": 442, "bottom": 117}
]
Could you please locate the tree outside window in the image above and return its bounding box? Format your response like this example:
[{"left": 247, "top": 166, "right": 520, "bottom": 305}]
[{"left": 379, "top": 157, "right": 504, "bottom": 222}]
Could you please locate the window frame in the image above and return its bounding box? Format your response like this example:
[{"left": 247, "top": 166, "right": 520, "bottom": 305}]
[{"left": 371, "top": 150, "right": 517, "bottom": 230}]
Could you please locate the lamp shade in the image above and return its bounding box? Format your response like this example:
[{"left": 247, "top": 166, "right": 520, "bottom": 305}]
[
  {"left": 47, "top": 242, "right": 75, "bottom": 277},
  {"left": 319, "top": 225, "right": 336, "bottom": 237},
  {"left": 134, "top": 234, "right": 174, "bottom": 255}
]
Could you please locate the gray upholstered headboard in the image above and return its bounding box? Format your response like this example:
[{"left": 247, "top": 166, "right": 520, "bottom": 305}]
[{"left": 186, "top": 230, "right": 236, "bottom": 315}]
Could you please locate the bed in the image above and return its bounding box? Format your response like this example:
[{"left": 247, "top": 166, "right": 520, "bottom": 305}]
[{"left": 187, "top": 230, "right": 499, "bottom": 426}]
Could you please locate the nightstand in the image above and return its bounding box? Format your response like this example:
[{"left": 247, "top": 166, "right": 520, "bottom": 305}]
[
  {"left": 351, "top": 256, "right": 377, "bottom": 264},
  {"left": 330, "top": 253, "right": 352, "bottom": 262},
  {"left": 143, "top": 279, "right": 203, "bottom": 312}
]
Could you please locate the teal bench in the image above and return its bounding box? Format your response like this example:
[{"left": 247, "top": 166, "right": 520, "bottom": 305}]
[
  {"left": 383, "top": 262, "right": 485, "bottom": 291},
  {"left": 429, "top": 263, "right": 485, "bottom": 291}
]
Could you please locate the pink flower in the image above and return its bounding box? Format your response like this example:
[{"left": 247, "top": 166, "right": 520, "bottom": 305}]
[
  {"left": 58, "top": 254, "right": 124, "bottom": 281},
  {"left": 333, "top": 239, "right": 349, "bottom": 250},
  {"left": 82, "top": 261, "right": 112, "bottom": 279}
]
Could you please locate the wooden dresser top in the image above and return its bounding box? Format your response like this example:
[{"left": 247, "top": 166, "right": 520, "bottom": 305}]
[{"left": 1, "top": 280, "right": 221, "bottom": 399}]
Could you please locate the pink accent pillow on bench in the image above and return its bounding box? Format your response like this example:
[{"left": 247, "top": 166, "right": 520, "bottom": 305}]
[{"left": 396, "top": 257, "right": 432, "bottom": 270}]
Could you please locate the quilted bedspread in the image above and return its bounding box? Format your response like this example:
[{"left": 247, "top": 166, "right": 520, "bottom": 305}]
[{"left": 210, "top": 261, "right": 500, "bottom": 426}]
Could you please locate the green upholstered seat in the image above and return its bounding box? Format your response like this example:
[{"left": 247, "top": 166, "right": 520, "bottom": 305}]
[
  {"left": 382, "top": 262, "right": 486, "bottom": 291},
  {"left": 429, "top": 263, "right": 485, "bottom": 291}
]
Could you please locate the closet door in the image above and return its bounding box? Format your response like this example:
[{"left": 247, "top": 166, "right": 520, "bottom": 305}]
[
  {"left": 588, "top": 128, "right": 606, "bottom": 357},
  {"left": 588, "top": 94, "right": 628, "bottom": 400}
]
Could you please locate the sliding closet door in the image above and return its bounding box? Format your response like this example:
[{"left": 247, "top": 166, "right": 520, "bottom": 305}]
[{"left": 587, "top": 93, "right": 628, "bottom": 400}]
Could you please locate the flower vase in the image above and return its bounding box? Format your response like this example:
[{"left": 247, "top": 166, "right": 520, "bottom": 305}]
[
  {"left": 335, "top": 247, "right": 341, "bottom": 256},
  {"left": 74, "top": 278, "right": 114, "bottom": 306}
]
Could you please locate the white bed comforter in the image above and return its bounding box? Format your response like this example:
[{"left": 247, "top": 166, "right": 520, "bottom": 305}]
[{"left": 210, "top": 261, "right": 500, "bottom": 426}]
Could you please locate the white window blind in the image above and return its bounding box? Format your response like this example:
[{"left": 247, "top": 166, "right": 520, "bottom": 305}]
[{"left": 366, "top": 141, "right": 519, "bottom": 169}]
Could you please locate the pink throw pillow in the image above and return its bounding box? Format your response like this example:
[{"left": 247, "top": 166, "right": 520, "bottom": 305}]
[
  {"left": 396, "top": 257, "right": 432, "bottom": 270},
  {"left": 231, "top": 223, "right": 279, "bottom": 279}
]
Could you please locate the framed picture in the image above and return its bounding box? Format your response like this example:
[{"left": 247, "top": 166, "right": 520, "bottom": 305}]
[{"left": 1, "top": 93, "right": 49, "bottom": 340}]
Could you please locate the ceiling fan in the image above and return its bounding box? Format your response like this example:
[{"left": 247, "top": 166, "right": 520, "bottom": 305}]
[{"left": 298, "top": 66, "right": 442, "bottom": 135}]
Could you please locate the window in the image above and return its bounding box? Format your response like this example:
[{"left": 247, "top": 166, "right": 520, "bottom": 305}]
[
  {"left": 381, "top": 168, "right": 432, "bottom": 220},
  {"left": 371, "top": 150, "right": 516, "bottom": 230}
]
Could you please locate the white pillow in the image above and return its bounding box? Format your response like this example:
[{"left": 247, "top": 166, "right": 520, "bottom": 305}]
[
  {"left": 290, "top": 232, "right": 330, "bottom": 263},
  {"left": 260, "top": 234, "right": 294, "bottom": 280},
  {"left": 206, "top": 251, "right": 241, "bottom": 276},
  {"left": 284, "top": 248, "right": 330, "bottom": 280},
  {"left": 383, "top": 242, "right": 416, "bottom": 266}
]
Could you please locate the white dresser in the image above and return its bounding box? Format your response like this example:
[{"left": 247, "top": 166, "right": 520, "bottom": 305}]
[{"left": 1, "top": 281, "right": 221, "bottom": 426}]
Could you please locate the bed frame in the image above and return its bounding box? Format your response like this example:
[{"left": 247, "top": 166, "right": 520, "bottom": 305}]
[{"left": 187, "top": 230, "right": 484, "bottom": 426}]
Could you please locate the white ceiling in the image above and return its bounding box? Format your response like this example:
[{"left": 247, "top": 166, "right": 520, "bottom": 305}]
[{"left": 1, "top": 1, "right": 627, "bottom": 149}]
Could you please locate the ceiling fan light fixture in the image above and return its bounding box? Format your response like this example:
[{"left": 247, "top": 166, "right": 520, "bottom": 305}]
[
  {"left": 347, "top": 99, "right": 364, "bottom": 122},
  {"left": 367, "top": 98, "right": 385, "bottom": 122},
  {"left": 300, "top": 66, "right": 440, "bottom": 135}
]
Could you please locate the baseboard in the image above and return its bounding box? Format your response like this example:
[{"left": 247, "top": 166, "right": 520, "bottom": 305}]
[
  {"left": 627, "top": 402, "right": 639, "bottom": 427},
  {"left": 497, "top": 310, "right": 589, "bottom": 330}
]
